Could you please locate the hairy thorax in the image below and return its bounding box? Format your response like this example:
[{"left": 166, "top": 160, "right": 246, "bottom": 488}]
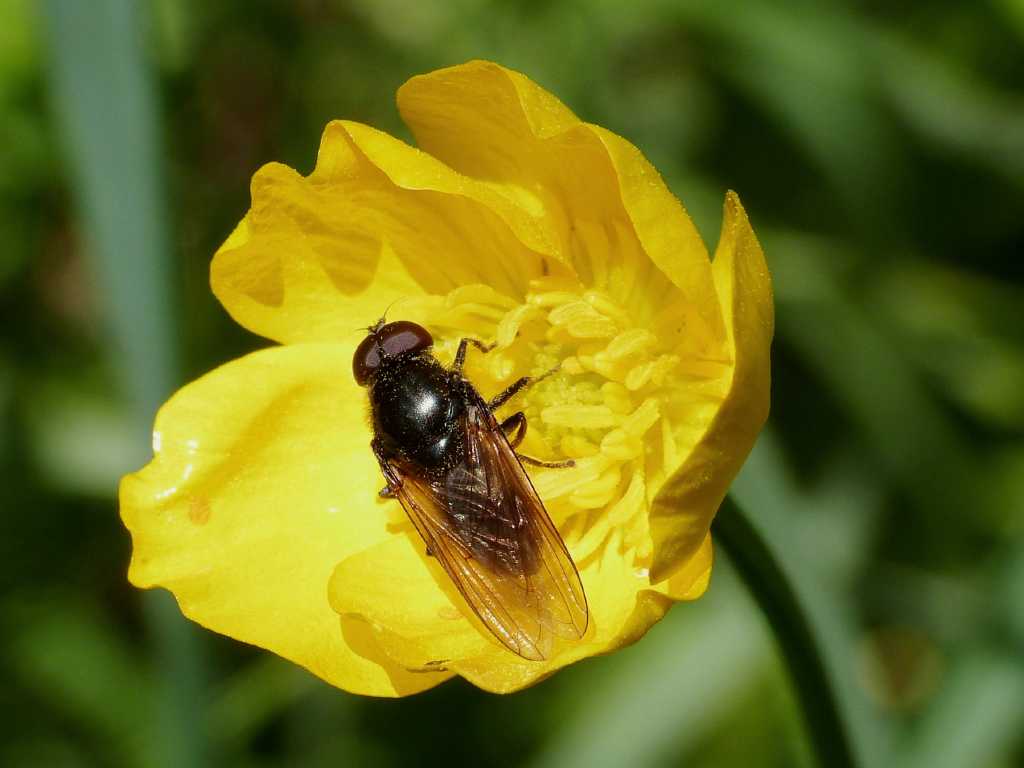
[{"left": 370, "top": 354, "right": 466, "bottom": 471}]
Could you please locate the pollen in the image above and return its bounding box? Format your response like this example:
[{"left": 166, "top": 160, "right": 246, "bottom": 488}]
[{"left": 432, "top": 277, "right": 730, "bottom": 566}]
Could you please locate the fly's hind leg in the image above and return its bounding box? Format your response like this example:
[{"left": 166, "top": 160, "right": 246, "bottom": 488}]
[
  {"left": 519, "top": 454, "right": 575, "bottom": 469},
  {"left": 500, "top": 412, "right": 528, "bottom": 448},
  {"left": 500, "top": 411, "right": 575, "bottom": 469},
  {"left": 455, "top": 339, "right": 571, "bottom": 467}
]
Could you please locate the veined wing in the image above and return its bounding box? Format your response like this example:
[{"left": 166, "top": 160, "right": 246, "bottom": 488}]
[{"left": 383, "top": 395, "right": 588, "bottom": 661}]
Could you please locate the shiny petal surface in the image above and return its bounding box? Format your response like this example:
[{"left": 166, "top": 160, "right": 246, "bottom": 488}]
[
  {"left": 648, "top": 193, "right": 774, "bottom": 581},
  {"left": 212, "top": 119, "right": 564, "bottom": 345},
  {"left": 120, "top": 343, "right": 451, "bottom": 696},
  {"left": 398, "top": 60, "right": 726, "bottom": 347},
  {"left": 329, "top": 524, "right": 713, "bottom": 693}
]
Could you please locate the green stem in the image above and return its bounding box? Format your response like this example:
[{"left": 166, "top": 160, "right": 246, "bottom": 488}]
[{"left": 713, "top": 496, "right": 859, "bottom": 768}]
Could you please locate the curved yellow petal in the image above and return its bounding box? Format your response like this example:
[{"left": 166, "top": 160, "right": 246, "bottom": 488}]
[
  {"left": 398, "top": 60, "right": 725, "bottom": 344},
  {"left": 119, "top": 343, "right": 450, "bottom": 696},
  {"left": 648, "top": 193, "right": 774, "bottom": 582},
  {"left": 590, "top": 125, "right": 727, "bottom": 348},
  {"left": 212, "top": 120, "right": 562, "bottom": 345},
  {"left": 329, "top": 533, "right": 496, "bottom": 668},
  {"left": 455, "top": 532, "right": 678, "bottom": 692},
  {"left": 330, "top": 523, "right": 712, "bottom": 693},
  {"left": 658, "top": 532, "right": 714, "bottom": 600}
]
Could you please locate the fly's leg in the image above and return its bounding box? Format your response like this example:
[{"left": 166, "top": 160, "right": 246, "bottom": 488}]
[
  {"left": 518, "top": 454, "right": 575, "bottom": 469},
  {"left": 488, "top": 376, "right": 532, "bottom": 411},
  {"left": 454, "top": 335, "right": 559, "bottom": 410},
  {"left": 500, "top": 412, "right": 527, "bottom": 448},
  {"left": 500, "top": 411, "right": 575, "bottom": 468},
  {"left": 372, "top": 439, "right": 433, "bottom": 556},
  {"left": 453, "top": 337, "right": 495, "bottom": 372},
  {"left": 372, "top": 437, "right": 402, "bottom": 498},
  {"left": 488, "top": 365, "right": 560, "bottom": 411}
]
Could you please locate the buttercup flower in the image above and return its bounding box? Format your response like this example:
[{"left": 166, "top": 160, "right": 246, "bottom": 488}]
[{"left": 120, "top": 61, "right": 772, "bottom": 695}]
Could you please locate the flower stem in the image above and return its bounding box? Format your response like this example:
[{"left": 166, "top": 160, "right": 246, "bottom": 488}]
[{"left": 713, "top": 496, "right": 859, "bottom": 768}]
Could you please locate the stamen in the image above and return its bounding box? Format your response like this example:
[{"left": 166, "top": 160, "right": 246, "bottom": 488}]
[
  {"left": 432, "top": 276, "right": 727, "bottom": 576},
  {"left": 600, "top": 429, "right": 643, "bottom": 462},
  {"left": 570, "top": 464, "right": 622, "bottom": 509},
  {"left": 604, "top": 328, "right": 657, "bottom": 361},
  {"left": 541, "top": 404, "right": 617, "bottom": 430},
  {"left": 529, "top": 290, "right": 582, "bottom": 308},
  {"left": 547, "top": 301, "right": 618, "bottom": 339},
  {"left": 600, "top": 382, "right": 634, "bottom": 415},
  {"left": 561, "top": 434, "right": 599, "bottom": 458},
  {"left": 608, "top": 473, "right": 645, "bottom": 526},
  {"left": 496, "top": 305, "right": 541, "bottom": 348},
  {"left": 621, "top": 398, "right": 660, "bottom": 438},
  {"left": 583, "top": 290, "right": 632, "bottom": 327}
]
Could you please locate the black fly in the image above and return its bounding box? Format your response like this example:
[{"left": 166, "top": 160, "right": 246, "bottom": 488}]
[{"left": 353, "top": 318, "right": 589, "bottom": 660}]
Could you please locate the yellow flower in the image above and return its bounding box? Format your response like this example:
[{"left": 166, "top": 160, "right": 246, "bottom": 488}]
[{"left": 119, "top": 61, "right": 772, "bottom": 695}]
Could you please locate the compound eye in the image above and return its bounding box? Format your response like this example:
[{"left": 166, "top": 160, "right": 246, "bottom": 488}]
[
  {"left": 352, "top": 334, "right": 381, "bottom": 386},
  {"left": 351, "top": 320, "right": 433, "bottom": 386},
  {"left": 379, "top": 321, "right": 433, "bottom": 359}
]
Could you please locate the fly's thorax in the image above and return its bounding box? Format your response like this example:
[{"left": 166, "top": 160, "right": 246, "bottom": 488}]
[{"left": 369, "top": 353, "right": 466, "bottom": 471}]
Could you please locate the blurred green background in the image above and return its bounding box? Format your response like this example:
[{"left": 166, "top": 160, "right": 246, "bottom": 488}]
[{"left": 3, "top": 0, "right": 1023, "bottom": 766}]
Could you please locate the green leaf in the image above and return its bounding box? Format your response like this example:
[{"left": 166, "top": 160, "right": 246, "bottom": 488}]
[
  {"left": 897, "top": 651, "right": 1024, "bottom": 768},
  {"left": 767, "top": 230, "right": 983, "bottom": 528},
  {"left": 6, "top": 595, "right": 154, "bottom": 767},
  {"left": 40, "top": 2, "right": 207, "bottom": 766}
]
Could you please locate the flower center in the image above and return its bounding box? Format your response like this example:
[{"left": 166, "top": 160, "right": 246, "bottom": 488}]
[{"left": 419, "top": 276, "right": 729, "bottom": 568}]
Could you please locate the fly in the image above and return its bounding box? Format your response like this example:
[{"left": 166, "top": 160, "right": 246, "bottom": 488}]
[{"left": 353, "top": 318, "right": 589, "bottom": 660}]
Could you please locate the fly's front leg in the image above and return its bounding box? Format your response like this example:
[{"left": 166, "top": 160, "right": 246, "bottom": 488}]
[
  {"left": 488, "top": 364, "right": 560, "bottom": 411},
  {"left": 372, "top": 440, "right": 429, "bottom": 554},
  {"left": 489, "top": 376, "right": 532, "bottom": 411},
  {"left": 453, "top": 337, "right": 495, "bottom": 373},
  {"left": 372, "top": 438, "right": 402, "bottom": 497}
]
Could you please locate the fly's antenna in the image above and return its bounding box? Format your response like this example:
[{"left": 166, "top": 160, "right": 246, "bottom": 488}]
[
  {"left": 380, "top": 296, "right": 405, "bottom": 323},
  {"left": 374, "top": 296, "right": 407, "bottom": 331},
  {"left": 354, "top": 297, "right": 407, "bottom": 336}
]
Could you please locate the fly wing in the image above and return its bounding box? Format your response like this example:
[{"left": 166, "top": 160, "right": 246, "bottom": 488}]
[{"left": 382, "top": 396, "right": 588, "bottom": 661}]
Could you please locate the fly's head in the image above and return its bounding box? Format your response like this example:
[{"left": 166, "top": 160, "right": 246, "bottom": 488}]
[{"left": 352, "top": 319, "right": 434, "bottom": 386}]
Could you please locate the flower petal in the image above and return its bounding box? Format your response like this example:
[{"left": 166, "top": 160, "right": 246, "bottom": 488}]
[
  {"left": 212, "top": 120, "right": 563, "bottom": 345},
  {"left": 648, "top": 193, "right": 774, "bottom": 582},
  {"left": 658, "top": 532, "right": 714, "bottom": 600},
  {"left": 398, "top": 60, "right": 725, "bottom": 346},
  {"left": 589, "top": 125, "right": 727, "bottom": 348},
  {"left": 328, "top": 533, "right": 496, "bottom": 667},
  {"left": 329, "top": 525, "right": 708, "bottom": 693},
  {"left": 119, "top": 343, "right": 451, "bottom": 696}
]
